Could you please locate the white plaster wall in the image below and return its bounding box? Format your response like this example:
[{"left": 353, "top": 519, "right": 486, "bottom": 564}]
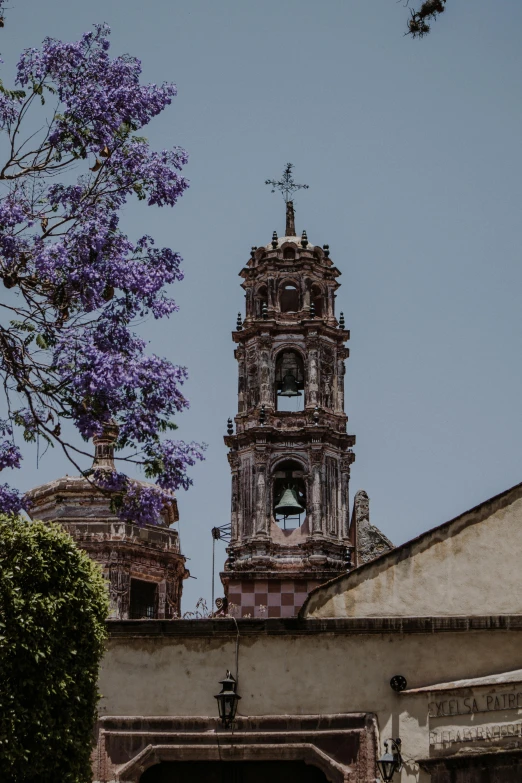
[
  {"left": 305, "top": 494, "right": 522, "bottom": 619},
  {"left": 99, "top": 629, "right": 522, "bottom": 783}
]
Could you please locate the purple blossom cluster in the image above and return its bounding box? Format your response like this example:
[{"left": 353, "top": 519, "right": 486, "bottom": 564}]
[
  {"left": 16, "top": 25, "right": 178, "bottom": 154},
  {"left": 0, "top": 420, "right": 25, "bottom": 514},
  {"left": 93, "top": 470, "right": 167, "bottom": 527},
  {"left": 0, "top": 420, "right": 22, "bottom": 472},
  {"left": 0, "top": 24, "right": 204, "bottom": 522},
  {"left": 154, "top": 440, "right": 207, "bottom": 492},
  {"left": 0, "top": 484, "right": 28, "bottom": 514},
  {"left": 92, "top": 436, "right": 205, "bottom": 525}
]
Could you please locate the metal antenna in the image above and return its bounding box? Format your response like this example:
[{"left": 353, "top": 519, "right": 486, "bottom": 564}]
[{"left": 211, "top": 524, "right": 231, "bottom": 614}]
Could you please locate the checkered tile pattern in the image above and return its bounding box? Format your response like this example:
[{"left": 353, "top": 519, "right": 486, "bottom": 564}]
[{"left": 227, "top": 579, "right": 322, "bottom": 618}]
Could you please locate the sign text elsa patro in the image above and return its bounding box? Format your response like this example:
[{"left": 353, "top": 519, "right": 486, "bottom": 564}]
[{"left": 428, "top": 692, "right": 522, "bottom": 719}]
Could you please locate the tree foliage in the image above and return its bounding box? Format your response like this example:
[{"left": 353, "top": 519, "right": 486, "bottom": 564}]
[
  {"left": 0, "top": 516, "right": 109, "bottom": 783},
  {"left": 0, "top": 21, "right": 204, "bottom": 522},
  {"left": 405, "top": 0, "right": 447, "bottom": 38}
]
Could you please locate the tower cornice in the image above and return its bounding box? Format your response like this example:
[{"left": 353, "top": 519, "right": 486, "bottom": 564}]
[
  {"left": 224, "top": 427, "right": 355, "bottom": 453},
  {"left": 232, "top": 321, "right": 350, "bottom": 344}
]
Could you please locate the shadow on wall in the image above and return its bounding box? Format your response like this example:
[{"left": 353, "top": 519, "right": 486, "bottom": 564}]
[{"left": 140, "top": 760, "right": 328, "bottom": 783}]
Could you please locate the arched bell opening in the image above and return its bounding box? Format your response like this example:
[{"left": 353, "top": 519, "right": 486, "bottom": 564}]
[
  {"left": 275, "top": 350, "right": 305, "bottom": 412},
  {"left": 255, "top": 285, "right": 268, "bottom": 318},
  {"left": 279, "top": 280, "right": 300, "bottom": 313},
  {"left": 272, "top": 459, "right": 307, "bottom": 531},
  {"left": 310, "top": 284, "right": 325, "bottom": 318}
]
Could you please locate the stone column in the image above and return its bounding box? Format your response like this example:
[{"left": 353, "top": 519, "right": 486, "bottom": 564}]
[
  {"left": 245, "top": 287, "right": 253, "bottom": 319},
  {"left": 259, "top": 346, "right": 271, "bottom": 407},
  {"left": 307, "top": 347, "right": 319, "bottom": 407},
  {"left": 336, "top": 357, "right": 345, "bottom": 413},
  {"left": 241, "top": 455, "right": 254, "bottom": 539},
  {"left": 335, "top": 459, "right": 342, "bottom": 540},
  {"left": 340, "top": 459, "right": 351, "bottom": 539},
  {"left": 255, "top": 456, "right": 269, "bottom": 536},
  {"left": 108, "top": 560, "right": 131, "bottom": 620},
  {"left": 228, "top": 453, "right": 240, "bottom": 542},
  {"left": 267, "top": 277, "right": 276, "bottom": 310},
  {"left": 158, "top": 579, "right": 167, "bottom": 619},
  {"left": 237, "top": 346, "right": 246, "bottom": 414},
  {"left": 302, "top": 277, "right": 310, "bottom": 313},
  {"left": 328, "top": 287, "right": 335, "bottom": 318},
  {"left": 303, "top": 284, "right": 311, "bottom": 313},
  {"left": 310, "top": 452, "right": 323, "bottom": 535},
  {"left": 166, "top": 572, "right": 180, "bottom": 618}
]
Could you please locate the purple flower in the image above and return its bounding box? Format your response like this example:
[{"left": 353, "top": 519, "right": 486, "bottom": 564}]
[
  {"left": 0, "top": 485, "right": 28, "bottom": 515},
  {"left": 0, "top": 24, "right": 204, "bottom": 521},
  {"left": 93, "top": 469, "right": 178, "bottom": 526},
  {"left": 0, "top": 420, "right": 22, "bottom": 472}
]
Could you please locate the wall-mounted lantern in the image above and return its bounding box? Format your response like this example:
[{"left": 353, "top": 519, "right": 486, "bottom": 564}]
[
  {"left": 377, "top": 738, "right": 403, "bottom": 782},
  {"left": 214, "top": 671, "right": 241, "bottom": 728}
]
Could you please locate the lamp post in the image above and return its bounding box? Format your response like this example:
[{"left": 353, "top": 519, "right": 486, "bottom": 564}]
[
  {"left": 377, "top": 738, "right": 403, "bottom": 782},
  {"left": 214, "top": 671, "right": 241, "bottom": 728}
]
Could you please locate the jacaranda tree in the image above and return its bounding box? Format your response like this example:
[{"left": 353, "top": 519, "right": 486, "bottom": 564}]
[
  {"left": 0, "top": 21, "right": 204, "bottom": 522},
  {"left": 0, "top": 515, "right": 109, "bottom": 783}
]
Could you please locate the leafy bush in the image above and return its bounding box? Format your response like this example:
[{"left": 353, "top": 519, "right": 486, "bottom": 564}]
[{"left": 0, "top": 516, "right": 109, "bottom": 782}]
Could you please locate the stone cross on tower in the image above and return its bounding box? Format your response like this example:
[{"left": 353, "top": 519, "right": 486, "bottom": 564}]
[{"left": 221, "top": 197, "right": 356, "bottom": 618}]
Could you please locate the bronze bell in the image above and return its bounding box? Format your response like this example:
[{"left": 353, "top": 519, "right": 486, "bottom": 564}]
[
  {"left": 274, "top": 487, "right": 305, "bottom": 517},
  {"left": 278, "top": 372, "right": 302, "bottom": 397}
]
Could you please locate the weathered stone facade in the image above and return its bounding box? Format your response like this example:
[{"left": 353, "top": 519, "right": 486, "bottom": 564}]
[
  {"left": 351, "top": 489, "right": 394, "bottom": 566},
  {"left": 26, "top": 429, "right": 188, "bottom": 619},
  {"left": 221, "top": 206, "right": 391, "bottom": 617}
]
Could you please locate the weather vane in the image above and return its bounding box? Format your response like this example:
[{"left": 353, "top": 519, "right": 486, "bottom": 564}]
[
  {"left": 265, "top": 163, "right": 309, "bottom": 204},
  {"left": 265, "top": 163, "right": 309, "bottom": 236}
]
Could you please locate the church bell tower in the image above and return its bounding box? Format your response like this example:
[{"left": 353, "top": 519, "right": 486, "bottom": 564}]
[{"left": 221, "top": 169, "right": 357, "bottom": 618}]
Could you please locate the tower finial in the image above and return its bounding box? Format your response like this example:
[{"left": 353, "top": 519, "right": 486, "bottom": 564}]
[
  {"left": 286, "top": 201, "right": 296, "bottom": 236},
  {"left": 92, "top": 421, "right": 118, "bottom": 470},
  {"left": 265, "top": 163, "right": 309, "bottom": 237}
]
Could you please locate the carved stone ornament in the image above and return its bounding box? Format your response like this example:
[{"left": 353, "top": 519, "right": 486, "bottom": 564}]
[
  {"left": 94, "top": 713, "right": 378, "bottom": 783},
  {"left": 227, "top": 452, "right": 240, "bottom": 469},
  {"left": 310, "top": 449, "right": 324, "bottom": 465},
  {"left": 254, "top": 450, "right": 270, "bottom": 466}
]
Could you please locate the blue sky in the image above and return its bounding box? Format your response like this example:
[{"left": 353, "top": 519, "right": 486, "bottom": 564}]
[{"left": 2, "top": 1, "right": 522, "bottom": 609}]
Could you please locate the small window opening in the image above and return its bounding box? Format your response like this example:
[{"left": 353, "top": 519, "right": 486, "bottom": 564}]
[
  {"left": 273, "top": 459, "right": 307, "bottom": 530},
  {"left": 279, "top": 283, "right": 299, "bottom": 313},
  {"left": 311, "top": 284, "right": 325, "bottom": 318},
  {"left": 255, "top": 286, "right": 268, "bottom": 317},
  {"left": 280, "top": 283, "right": 299, "bottom": 313},
  {"left": 283, "top": 247, "right": 296, "bottom": 260},
  {"left": 129, "top": 579, "right": 157, "bottom": 619}
]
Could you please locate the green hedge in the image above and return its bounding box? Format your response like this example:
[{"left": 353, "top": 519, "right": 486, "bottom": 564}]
[{"left": 0, "top": 516, "right": 109, "bottom": 782}]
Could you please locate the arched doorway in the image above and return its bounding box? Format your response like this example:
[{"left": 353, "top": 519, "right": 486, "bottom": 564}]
[{"left": 141, "top": 760, "right": 329, "bottom": 783}]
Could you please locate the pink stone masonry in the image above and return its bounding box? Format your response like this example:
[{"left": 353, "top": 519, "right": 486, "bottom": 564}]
[{"left": 227, "top": 579, "right": 321, "bottom": 618}]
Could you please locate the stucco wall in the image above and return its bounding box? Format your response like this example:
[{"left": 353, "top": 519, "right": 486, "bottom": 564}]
[
  {"left": 99, "top": 620, "right": 522, "bottom": 782},
  {"left": 96, "top": 484, "right": 522, "bottom": 782},
  {"left": 303, "top": 486, "right": 522, "bottom": 619}
]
